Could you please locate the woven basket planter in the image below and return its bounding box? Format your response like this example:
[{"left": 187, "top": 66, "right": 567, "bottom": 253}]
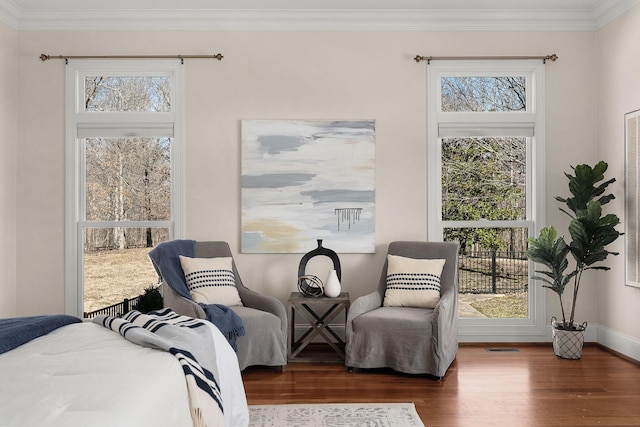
[{"left": 551, "top": 317, "right": 587, "bottom": 360}]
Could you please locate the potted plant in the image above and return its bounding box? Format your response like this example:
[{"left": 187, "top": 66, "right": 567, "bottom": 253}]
[
  {"left": 135, "top": 285, "right": 163, "bottom": 314},
  {"left": 526, "top": 161, "right": 622, "bottom": 359}
]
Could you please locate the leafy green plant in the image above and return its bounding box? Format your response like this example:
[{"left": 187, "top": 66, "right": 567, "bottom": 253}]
[
  {"left": 136, "top": 285, "right": 163, "bottom": 314},
  {"left": 526, "top": 161, "right": 622, "bottom": 330}
]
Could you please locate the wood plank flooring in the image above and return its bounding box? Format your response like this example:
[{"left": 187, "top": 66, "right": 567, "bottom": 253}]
[{"left": 241, "top": 344, "right": 640, "bottom": 426}]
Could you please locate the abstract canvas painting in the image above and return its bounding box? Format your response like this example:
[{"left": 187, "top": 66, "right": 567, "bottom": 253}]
[
  {"left": 625, "top": 109, "right": 640, "bottom": 288},
  {"left": 241, "top": 120, "right": 375, "bottom": 253}
]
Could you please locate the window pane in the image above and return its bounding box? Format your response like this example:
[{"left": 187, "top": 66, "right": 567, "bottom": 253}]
[
  {"left": 85, "top": 137, "right": 171, "bottom": 221},
  {"left": 441, "top": 76, "right": 526, "bottom": 112},
  {"left": 442, "top": 137, "right": 526, "bottom": 221},
  {"left": 83, "top": 227, "right": 169, "bottom": 315},
  {"left": 445, "top": 227, "right": 529, "bottom": 319},
  {"left": 85, "top": 76, "right": 171, "bottom": 112}
]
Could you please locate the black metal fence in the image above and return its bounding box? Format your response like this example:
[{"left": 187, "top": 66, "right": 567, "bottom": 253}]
[
  {"left": 458, "top": 250, "right": 528, "bottom": 294},
  {"left": 84, "top": 295, "right": 141, "bottom": 319}
]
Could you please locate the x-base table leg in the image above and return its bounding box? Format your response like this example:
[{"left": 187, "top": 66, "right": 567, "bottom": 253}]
[{"left": 287, "top": 292, "right": 350, "bottom": 362}]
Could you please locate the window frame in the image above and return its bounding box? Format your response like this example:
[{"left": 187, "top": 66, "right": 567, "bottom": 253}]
[
  {"left": 427, "top": 60, "right": 547, "bottom": 341},
  {"left": 65, "top": 60, "right": 185, "bottom": 316}
]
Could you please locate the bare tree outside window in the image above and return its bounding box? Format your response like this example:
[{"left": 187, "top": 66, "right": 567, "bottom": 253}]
[
  {"left": 82, "top": 75, "right": 173, "bottom": 314},
  {"left": 441, "top": 76, "right": 526, "bottom": 112},
  {"left": 442, "top": 136, "right": 526, "bottom": 253},
  {"left": 440, "top": 76, "right": 530, "bottom": 318},
  {"left": 85, "top": 76, "right": 171, "bottom": 112},
  {"left": 85, "top": 137, "right": 171, "bottom": 249}
]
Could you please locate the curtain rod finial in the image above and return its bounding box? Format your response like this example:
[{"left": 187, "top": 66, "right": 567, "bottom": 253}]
[
  {"left": 39, "top": 54, "right": 49, "bottom": 61},
  {"left": 213, "top": 53, "right": 224, "bottom": 61},
  {"left": 414, "top": 55, "right": 432, "bottom": 64}
]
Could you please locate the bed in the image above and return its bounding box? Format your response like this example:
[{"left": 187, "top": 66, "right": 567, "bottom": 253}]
[{"left": 0, "top": 311, "right": 249, "bottom": 427}]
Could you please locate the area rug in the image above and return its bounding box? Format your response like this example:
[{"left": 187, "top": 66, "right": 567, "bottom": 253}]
[{"left": 248, "top": 402, "right": 425, "bottom": 427}]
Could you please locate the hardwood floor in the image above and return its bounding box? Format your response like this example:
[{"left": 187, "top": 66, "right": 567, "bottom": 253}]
[{"left": 241, "top": 344, "right": 640, "bottom": 426}]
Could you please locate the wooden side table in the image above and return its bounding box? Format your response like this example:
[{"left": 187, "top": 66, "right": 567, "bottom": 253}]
[{"left": 287, "top": 291, "right": 350, "bottom": 362}]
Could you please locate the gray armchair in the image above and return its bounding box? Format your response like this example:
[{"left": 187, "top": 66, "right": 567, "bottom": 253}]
[
  {"left": 345, "top": 241, "right": 459, "bottom": 379},
  {"left": 161, "top": 241, "right": 287, "bottom": 371}
]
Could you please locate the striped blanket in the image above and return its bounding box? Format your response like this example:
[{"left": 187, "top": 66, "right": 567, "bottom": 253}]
[{"left": 94, "top": 309, "right": 225, "bottom": 427}]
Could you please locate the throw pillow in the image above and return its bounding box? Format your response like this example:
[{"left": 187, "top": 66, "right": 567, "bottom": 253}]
[
  {"left": 179, "top": 256, "right": 243, "bottom": 306},
  {"left": 383, "top": 255, "right": 446, "bottom": 309}
]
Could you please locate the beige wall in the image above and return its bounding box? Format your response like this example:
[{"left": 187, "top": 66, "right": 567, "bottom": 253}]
[
  {"left": 0, "top": 21, "right": 17, "bottom": 317},
  {"left": 597, "top": 5, "right": 640, "bottom": 341},
  {"left": 12, "top": 30, "right": 602, "bottom": 326},
  {"left": 540, "top": 31, "right": 601, "bottom": 331}
]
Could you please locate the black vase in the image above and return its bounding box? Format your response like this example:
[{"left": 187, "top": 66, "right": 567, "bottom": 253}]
[{"left": 297, "top": 240, "right": 341, "bottom": 297}]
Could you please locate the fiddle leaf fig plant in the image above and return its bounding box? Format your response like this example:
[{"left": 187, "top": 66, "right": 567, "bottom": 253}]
[
  {"left": 526, "top": 226, "right": 575, "bottom": 324},
  {"left": 526, "top": 161, "right": 622, "bottom": 331}
]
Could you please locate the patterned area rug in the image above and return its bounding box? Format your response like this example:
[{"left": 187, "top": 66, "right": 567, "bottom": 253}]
[{"left": 248, "top": 402, "right": 425, "bottom": 427}]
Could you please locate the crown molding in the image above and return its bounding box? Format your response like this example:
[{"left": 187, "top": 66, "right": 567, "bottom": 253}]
[
  {"left": 0, "top": 0, "right": 638, "bottom": 31},
  {"left": 592, "top": 0, "right": 640, "bottom": 29},
  {"left": 0, "top": 0, "right": 20, "bottom": 29}
]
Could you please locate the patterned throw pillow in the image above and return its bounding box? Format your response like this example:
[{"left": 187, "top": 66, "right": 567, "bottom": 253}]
[
  {"left": 383, "top": 255, "right": 446, "bottom": 309},
  {"left": 179, "top": 256, "right": 243, "bottom": 306}
]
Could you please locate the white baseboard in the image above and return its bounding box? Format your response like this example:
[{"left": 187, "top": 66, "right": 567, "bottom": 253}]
[{"left": 595, "top": 324, "right": 640, "bottom": 362}]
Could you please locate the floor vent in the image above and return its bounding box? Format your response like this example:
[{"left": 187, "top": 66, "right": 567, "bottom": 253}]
[{"left": 485, "top": 348, "right": 520, "bottom": 353}]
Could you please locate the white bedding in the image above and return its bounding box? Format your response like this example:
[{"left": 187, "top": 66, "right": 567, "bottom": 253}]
[{"left": 0, "top": 321, "right": 248, "bottom": 427}]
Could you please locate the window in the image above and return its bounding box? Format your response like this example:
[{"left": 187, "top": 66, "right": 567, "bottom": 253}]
[
  {"left": 427, "top": 60, "right": 546, "bottom": 340},
  {"left": 65, "top": 61, "right": 184, "bottom": 317}
]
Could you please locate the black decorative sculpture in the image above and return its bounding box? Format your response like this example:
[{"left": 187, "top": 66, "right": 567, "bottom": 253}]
[
  {"left": 297, "top": 275, "right": 324, "bottom": 297},
  {"left": 297, "top": 240, "right": 341, "bottom": 297}
]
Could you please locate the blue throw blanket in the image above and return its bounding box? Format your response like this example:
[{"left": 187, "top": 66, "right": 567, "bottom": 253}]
[
  {"left": 149, "top": 239, "right": 195, "bottom": 299},
  {"left": 149, "top": 240, "right": 245, "bottom": 351},
  {"left": 0, "top": 314, "right": 81, "bottom": 354}
]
